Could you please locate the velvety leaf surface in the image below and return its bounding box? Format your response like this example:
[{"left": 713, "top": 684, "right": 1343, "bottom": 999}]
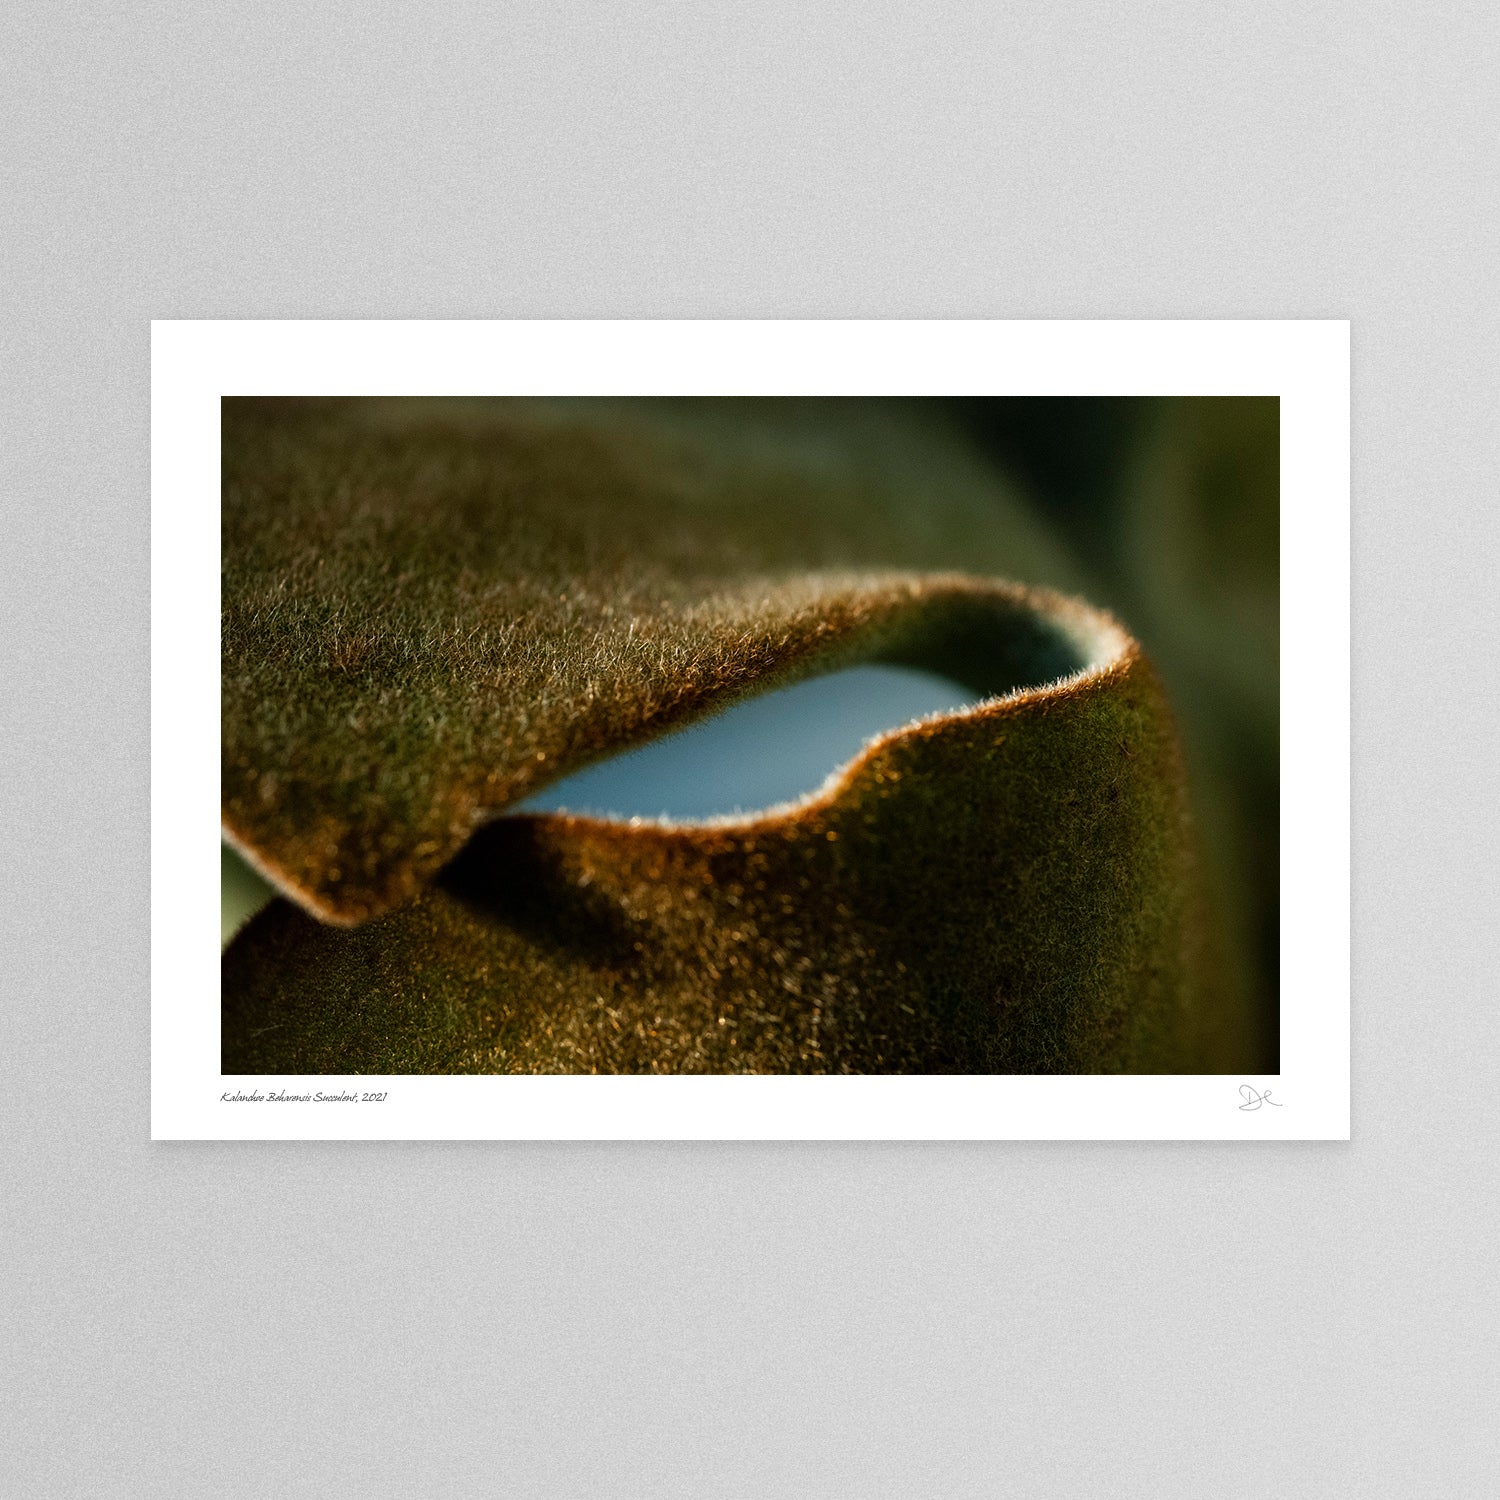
[
  {"left": 223, "top": 397, "right": 1087, "bottom": 924},
  {"left": 225, "top": 647, "right": 1247, "bottom": 1074},
  {"left": 221, "top": 397, "right": 1256, "bottom": 1073}
]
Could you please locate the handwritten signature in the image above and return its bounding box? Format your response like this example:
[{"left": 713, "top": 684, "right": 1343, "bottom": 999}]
[{"left": 1238, "top": 1085, "right": 1283, "bottom": 1111}]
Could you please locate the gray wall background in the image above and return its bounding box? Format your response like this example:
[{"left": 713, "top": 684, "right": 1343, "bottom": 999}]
[{"left": 3, "top": 2, "right": 1494, "bottom": 1495}]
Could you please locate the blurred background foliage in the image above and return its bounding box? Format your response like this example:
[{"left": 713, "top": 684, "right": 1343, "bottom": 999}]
[{"left": 947, "top": 397, "right": 1279, "bottom": 1069}]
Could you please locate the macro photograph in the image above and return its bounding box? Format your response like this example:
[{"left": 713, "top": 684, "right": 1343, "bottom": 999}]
[{"left": 219, "top": 393, "right": 1279, "bottom": 1076}]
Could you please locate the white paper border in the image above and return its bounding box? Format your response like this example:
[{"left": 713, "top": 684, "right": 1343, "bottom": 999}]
[{"left": 151, "top": 320, "right": 1348, "bottom": 1140}]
